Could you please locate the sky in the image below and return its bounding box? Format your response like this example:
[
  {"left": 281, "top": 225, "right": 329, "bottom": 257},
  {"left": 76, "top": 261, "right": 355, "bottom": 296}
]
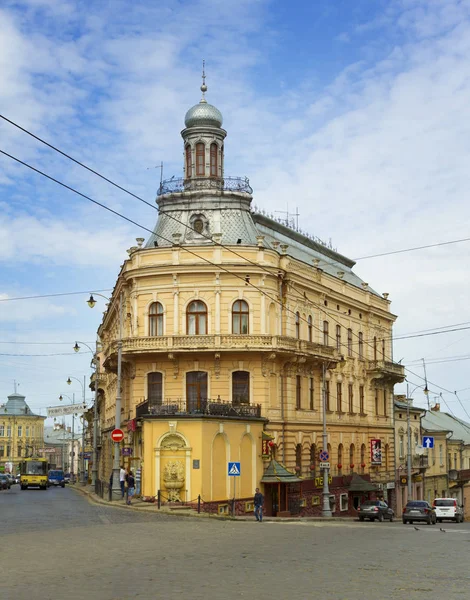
[{"left": 1, "top": 0, "right": 470, "bottom": 426}]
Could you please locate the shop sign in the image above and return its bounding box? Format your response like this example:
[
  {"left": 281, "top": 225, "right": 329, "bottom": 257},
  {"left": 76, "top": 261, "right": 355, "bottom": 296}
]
[
  {"left": 121, "top": 447, "right": 133, "bottom": 456},
  {"left": 127, "top": 419, "right": 136, "bottom": 432},
  {"left": 314, "top": 476, "right": 332, "bottom": 487},
  {"left": 370, "top": 439, "right": 382, "bottom": 465},
  {"left": 386, "top": 482, "right": 395, "bottom": 489},
  {"left": 261, "top": 431, "right": 274, "bottom": 458},
  {"left": 400, "top": 476, "right": 408, "bottom": 486}
]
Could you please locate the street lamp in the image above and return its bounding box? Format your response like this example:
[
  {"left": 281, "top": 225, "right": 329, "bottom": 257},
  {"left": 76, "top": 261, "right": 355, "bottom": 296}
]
[
  {"left": 66, "top": 375, "right": 87, "bottom": 484},
  {"left": 405, "top": 382, "right": 427, "bottom": 502},
  {"left": 86, "top": 291, "right": 123, "bottom": 501},
  {"left": 321, "top": 363, "right": 332, "bottom": 517}
]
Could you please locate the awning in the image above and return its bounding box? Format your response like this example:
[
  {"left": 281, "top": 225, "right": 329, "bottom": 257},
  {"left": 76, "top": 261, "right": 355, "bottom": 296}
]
[
  {"left": 348, "top": 473, "right": 378, "bottom": 493},
  {"left": 261, "top": 459, "right": 303, "bottom": 483}
]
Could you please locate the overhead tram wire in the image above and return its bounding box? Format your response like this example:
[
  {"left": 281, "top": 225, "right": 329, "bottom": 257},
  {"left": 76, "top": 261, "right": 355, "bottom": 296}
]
[
  {"left": 0, "top": 148, "right": 454, "bottom": 399},
  {"left": 353, "top": 238, "right": 470, "bottom": 261},
  {"left": 0, "top": 289, "right": 113, "bottom": 302}
]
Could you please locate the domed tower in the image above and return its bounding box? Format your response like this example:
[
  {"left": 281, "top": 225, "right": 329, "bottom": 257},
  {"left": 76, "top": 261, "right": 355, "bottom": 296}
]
[{"left": 146, "top": 65, "right": 259, "bottom": 247}]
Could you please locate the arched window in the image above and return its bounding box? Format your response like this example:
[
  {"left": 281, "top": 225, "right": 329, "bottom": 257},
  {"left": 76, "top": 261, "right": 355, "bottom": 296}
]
[
  {"left": 295, "top": 443, "right": 302, "bottom": 475},
  {"left": 186, "top": 371, "right": 208, "bottom": 412},
  {"left": 196, "top": 143, "right": 205, "bottom": 176},
  {"left": 373, "top": 336, "right": 377, "bottom": 361},
  {"left": 310, "top": 443, "right": 316, "bottom": 478},
  {"left": 336, "top": 325, "right": 341, "bottom": 350},
  {"left": 349, "top": 444, "right": 355, "bottom": 471},
  {"left": 384, "top": 444, "right": 389, "bottom": 471},
  {"left": 361, "top": 444, "right": 366, "bottom": 473},
  {"left": 337, "top": 444, "right": 343, "bottom": 474},
  {"left": 347, "top": 328, "right": 353, "bottom": 357},
  {"left": 185, "top": 145, "right": 192, "bottom": 178},
  {"left": 232, "top": 371, "right": 250, "bottom": 404},
  {"left": 149, "top": 302, "right": 163, "bottom": 336},
  {"left": 232, "top": 300, "right": 249, "bottom": 334},
  {"left": 187, "top": 300, "right": 207, "bottom": 334},
  {"left": 148, "top": 372, "right": 163, "bottom": 409},
  {"left": 210, "top": 143, "right": 218, "bottom": 177},
  {"left": 295, "top": 312, "right": 300, "bottom": 338},
  {"left": 323, "top": 320, "right": 329, "bottom": 345},
  {"left": 308, "top": 316, "right": 313, "bottom": 342}
]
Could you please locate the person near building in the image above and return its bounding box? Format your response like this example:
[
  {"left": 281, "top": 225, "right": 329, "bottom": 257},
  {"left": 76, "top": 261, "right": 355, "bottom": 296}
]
[
  {"left": 119, "top": 465, "right": 126, "bottom": 498},
  {"left": 126, "top": 471, "right": 135, "bottom": 505},
  {"left": 254, "top": 487, "right": 264, "bottom": 522}
]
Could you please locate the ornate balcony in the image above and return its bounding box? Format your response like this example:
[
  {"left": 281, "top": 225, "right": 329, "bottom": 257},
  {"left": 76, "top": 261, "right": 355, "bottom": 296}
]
[
  {"left": 366, "top": 360, "right": 405, "bottom": 385},
  {"left": 157, "top": 176, "right": 253, "bottom": 196},
  {"left": 136, "top": 397, "right": 263, "bottom": 420},
  {"left": 103, "top": 334, "right": 339, "bottom": 364}
]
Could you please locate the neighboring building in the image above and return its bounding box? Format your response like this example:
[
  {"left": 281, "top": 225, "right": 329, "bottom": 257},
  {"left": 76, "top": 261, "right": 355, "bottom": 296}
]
[
  {"left": 394, "top": 395, "right": 428, "bottom": 514},
  {"left": 95, "top": 75, "right": 405, "bottom": 515},
  {"left": 421, "top": 405, "right": 470, "bottom": 515},
  {"left": 44, "top": 423, "right": 82, "bottom": 476},
  {"left": 0, "top": 391, "right": 46, "bottom": 473}
]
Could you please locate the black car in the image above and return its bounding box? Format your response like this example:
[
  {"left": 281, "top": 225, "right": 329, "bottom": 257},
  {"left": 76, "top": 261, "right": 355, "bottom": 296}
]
[
  {"left": 403, "top": 500, "right": 436, "bottom": 525},
  {"left": 0, "top": 474, "right": 11, "bottom": 490},
  {"left": 357, "top": 500, "right": 394, "bottom": 522}
]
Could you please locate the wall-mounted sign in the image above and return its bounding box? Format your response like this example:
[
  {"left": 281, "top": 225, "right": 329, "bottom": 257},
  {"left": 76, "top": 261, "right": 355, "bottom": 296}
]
[
  {"left": 121, "top": 447, "right": 132, "bottom": 456},
  {"left": 370, "top": 439, "right": 382, "bottom": 465},
  {"left": 193, "top": 460, "right": 200, "bottom": 469},
  {"left": 47, "top": 403, "right": 87, "bottom": 417}
]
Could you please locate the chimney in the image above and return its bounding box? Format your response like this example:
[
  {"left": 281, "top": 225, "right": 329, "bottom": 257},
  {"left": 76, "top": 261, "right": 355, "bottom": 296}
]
[{"left": 431, "top": 403, "right": 440, "bottom": 412}]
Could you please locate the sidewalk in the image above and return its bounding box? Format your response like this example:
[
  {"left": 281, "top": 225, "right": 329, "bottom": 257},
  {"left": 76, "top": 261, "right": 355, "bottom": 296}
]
[{"left": 70, "top": 485, "right": 357, "bottom": 522}]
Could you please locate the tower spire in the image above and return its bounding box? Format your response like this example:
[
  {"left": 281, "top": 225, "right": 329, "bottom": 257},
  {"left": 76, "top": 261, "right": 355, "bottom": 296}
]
[{"left": 200, "top": 59, "right": 207, "bottom": 103}]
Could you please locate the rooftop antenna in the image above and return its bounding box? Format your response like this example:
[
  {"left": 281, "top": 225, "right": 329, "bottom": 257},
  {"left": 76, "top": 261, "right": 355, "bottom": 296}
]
[
  {"left": 200, "top": 59, "right": 207, "bottom": 103},
  {"left": 160, "top": 161, "right": 164, "bottom": 187},
  {"left": 275, "top": 204, "right": 300, "bottom": 230}
]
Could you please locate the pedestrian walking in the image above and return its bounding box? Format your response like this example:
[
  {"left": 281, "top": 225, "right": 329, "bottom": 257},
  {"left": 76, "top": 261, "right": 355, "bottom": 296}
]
[
  {"left": 119, "top": 465, "right": 126, "bottom": 498},
  {"left": 254, "top": 487, "right": 264, "bottom": 522},
  {"left": 126, "top": 471, "right": 135, "bottom": 505}
]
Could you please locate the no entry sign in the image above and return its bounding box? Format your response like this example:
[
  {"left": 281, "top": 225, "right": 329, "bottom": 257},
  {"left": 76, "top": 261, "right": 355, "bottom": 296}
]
[{"left": 111, "top": 428, "right": 124, "bottom": 443}]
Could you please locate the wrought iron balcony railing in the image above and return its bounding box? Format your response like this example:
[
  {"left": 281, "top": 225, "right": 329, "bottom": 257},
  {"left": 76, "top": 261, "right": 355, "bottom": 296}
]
[
  {"left": 136, "top": 397, "right": 262, "bottom": 419},
  {"left": 157, "top": 176, "right": 252, "bottom": 196}
]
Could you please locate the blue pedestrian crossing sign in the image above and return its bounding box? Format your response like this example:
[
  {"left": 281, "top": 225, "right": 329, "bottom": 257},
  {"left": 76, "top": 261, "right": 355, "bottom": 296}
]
[
  {"left": 423, "top": 436, "right": 434, "bottom": 449},
  {"left": 228, "top": 462, "right": 241, "bottom": 476}
]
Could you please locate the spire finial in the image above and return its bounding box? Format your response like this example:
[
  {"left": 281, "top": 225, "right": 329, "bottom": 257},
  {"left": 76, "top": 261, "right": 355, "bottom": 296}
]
[{"left": 200, "top": 59, "right": 207, "bottom": 103}]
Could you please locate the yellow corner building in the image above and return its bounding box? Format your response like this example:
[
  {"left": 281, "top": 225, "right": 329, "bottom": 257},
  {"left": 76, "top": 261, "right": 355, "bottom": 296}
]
[{"left": 94, "top": 76, "right": 405, "bottom": 516}]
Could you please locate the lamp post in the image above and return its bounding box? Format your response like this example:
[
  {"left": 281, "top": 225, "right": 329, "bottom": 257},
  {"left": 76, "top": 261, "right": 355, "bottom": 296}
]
[
  {"left": 59, "top": 393, "right": 75, "bottom": 479},
  {"left": 321, "top": 363, "right": 332, "bottom": 517},
  {"left": 406, "top": 383, "right": 427, "bottom": 502},
  {"left": 87, "top": 292, "right": 123, "bottom": 501},
  {"left": 65, "top": 376, "right": 86, "bottom": 484}
]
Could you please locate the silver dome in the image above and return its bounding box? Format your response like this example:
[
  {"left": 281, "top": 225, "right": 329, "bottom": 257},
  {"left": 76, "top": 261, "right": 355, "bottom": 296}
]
[{"left": 184, "top": 100, "right": 223, "bottom": 128}]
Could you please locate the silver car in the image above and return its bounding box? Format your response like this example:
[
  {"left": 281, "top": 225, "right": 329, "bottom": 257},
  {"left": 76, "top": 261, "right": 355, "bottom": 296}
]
[{"left": 357, "top": 500, "right": 394, "bottom": 522}]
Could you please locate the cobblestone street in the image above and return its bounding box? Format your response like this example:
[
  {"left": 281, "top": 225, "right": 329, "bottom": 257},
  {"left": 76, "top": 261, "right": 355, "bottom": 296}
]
[{"left": 2, "top": 485, "right": 470, "bottom": 600}]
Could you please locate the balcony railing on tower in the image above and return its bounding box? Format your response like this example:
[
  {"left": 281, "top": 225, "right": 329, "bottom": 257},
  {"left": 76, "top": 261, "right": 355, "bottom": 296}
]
[{"left": 158, "top": 176, "right": 253, "bottom": 196}]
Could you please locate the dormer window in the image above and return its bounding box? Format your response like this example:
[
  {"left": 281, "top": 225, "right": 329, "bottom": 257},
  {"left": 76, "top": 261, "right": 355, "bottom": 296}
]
[{"left": 196, "top": 142, "right": 205, "bottom": 176}]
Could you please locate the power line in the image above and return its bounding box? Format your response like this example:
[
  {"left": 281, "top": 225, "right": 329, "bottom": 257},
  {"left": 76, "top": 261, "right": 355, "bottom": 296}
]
[
  {"left": 354, "top": 237, "right": 470, "bottom": 260},
  {"left": 0, "top": 352, "right": 91, "bottom": 357},
  {"left": 0, "top": 289, "right": 113, "bottom": 302}
]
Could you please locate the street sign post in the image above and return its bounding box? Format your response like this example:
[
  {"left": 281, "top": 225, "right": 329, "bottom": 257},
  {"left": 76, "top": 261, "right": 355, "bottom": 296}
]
[
  {"left": 319, "top": 462, "right": 330, "bottom": 469},
  {"left": 319, "top": 450, "right": 329, "bottom": 462},
  {"left": 423, "top": 436, "right": 434, "bottom": 449},
  {"left": 111, "top": 429, "right": 125, "bottom": 443},
  {"left": 228, "top": 462, "right": 241, "bottom": 517},
  {"left": 47, "top": 403, "right": 87, "bottom": 417}
]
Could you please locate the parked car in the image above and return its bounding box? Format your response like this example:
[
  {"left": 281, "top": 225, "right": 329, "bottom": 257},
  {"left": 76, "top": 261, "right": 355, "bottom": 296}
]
[
  {"left": 48, "top": 469, "right": 65, "bottom": 488},
  {"left": 433, "top": 498, "right": 464, "bottom": 523},
  {"left": 5, "top": 473, "right": 15, "bottom": 486},
  {"left": 357, "top": 500, "right": 394, "bottom": 522},
  {"left": 0, "top": 474, "right": 11, "bottom": 490},
  {"left": 403, "top": 500, "right": 436, "bottom": 525},
  {"left": 64, "top": 473, "right": 71, "bottom": 484}
]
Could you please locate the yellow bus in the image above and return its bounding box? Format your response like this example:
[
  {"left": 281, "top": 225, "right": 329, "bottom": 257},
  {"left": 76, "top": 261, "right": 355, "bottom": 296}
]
[{"left": 20, "top": 458, "right": 49, "bottom": 490}]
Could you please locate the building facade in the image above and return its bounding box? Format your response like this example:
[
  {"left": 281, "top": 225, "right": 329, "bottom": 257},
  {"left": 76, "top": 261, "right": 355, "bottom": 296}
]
[
  {"left": 94, "top": 77, "right": 405, "bottom": 515},
  {"left": 0, "top": 391, "right": 46, "bottom": 473}
]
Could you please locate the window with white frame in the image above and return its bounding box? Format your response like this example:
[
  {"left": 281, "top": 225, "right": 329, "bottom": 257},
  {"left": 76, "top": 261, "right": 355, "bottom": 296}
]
[{"left": 340, "top": 493, "right": 348, "bottom": 511}]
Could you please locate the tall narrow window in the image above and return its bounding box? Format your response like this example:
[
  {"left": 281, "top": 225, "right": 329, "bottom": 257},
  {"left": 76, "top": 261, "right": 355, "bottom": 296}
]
[
  {"left": 439, "top": 444, "right": 443, "bottom": 465},
  {"left": 185, "top": 145, "right": 192, "bottom": 178},
  {"left": 336, "top": 325, "right": 341, "bottom": 351},
  {"left": 359, "top": 385, "right": 364, "bottom": 414},
  {"left": 26, "top": 426, "right": 30, "bottom": 438},
  {"left": 382, "top": 338, "right": 385, "bottom": 359},
  {"left": 309, "top": 377, "right": 314, "bottom": 410},
  {"left": 295, "top": 443, "right": 302, "bottom": 474},
  {"left": 210, "top": 143, "right": 218, "bottom": 177},
  {"left": 308, "top": 316, "right": 313, "bottom": 342},
  {"left": 296, "top": 375, "right": 302, "bottom": 410},
  {"left": 18, "top": 425, "right": 23, "bottom": 437},
  {"left": 338, "top": 444, "right": 343, "bottom": 473},
  {"left": 348, "top": 384, "right": 354, "bottom": 414},
  {"left": 232, "top": 371, "right": 250, "bottom": 404},
  {"left": 295, "top": 312, "right": 300, "bottom": 339},
  {"left": 399, "top": 435, "right": 404, "bottom": 458},
  {"left": 310, "top": 444, "right": 316, "bottom": 478},
  {"left": 323, "top": 320, "right": 329, "bottom": 345},
  {"left": 347, "top": 328, "right": 353, "bottom": 357},
  {"left": 349, "top": 444, "right": 355, "bottom": 470},
  {"left": 360, "top": 444, "right": 366, "bottom": 472},
  {"left": 232, "top": 300, "right": 249, "bottom": 334},
  {"left": 375, "top": 389, "right": 379, "bottom": 415},
  {"left": 383, "top": 389, "right": 388, "bottom": 416},
  {"left": 325, "top": 380, "right": 331, "bottom": 411},
  {"left": 0, "top": 425, "right": 4, "bottom": 437},
  {"left": 358, "top": 332, "right": 363, "bottom": 358},
  {"left": 149, "top": 302, "right": 164, "bottom": 336},
  {"left": 187, "top": 300, "right": 207, "bottom": 334},
  {"left": 196, "top": 143, "right": 205, "bottom": 176},
  {"left": 148, "top": 372, "right": 163, "bottom": 407},
  {"left": 385, "top": 444, "right": 389, "bottom": 471},
  {"left": 336, "top": 382, "right": 343, "bottom": 412},
  {"left": 7, "top": 425, "right": 11, "bottom": 438},
  {"left": 186, "top": 371, "right": 208, "bottom": 412},
  {"left": 373, "top": 336, "right": 377, "bottom": 361}
]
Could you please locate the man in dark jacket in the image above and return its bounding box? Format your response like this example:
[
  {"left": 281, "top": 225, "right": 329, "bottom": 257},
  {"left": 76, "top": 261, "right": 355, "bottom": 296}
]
[{"left": 254, "top": 488, "right": 264, "bottom": 522}]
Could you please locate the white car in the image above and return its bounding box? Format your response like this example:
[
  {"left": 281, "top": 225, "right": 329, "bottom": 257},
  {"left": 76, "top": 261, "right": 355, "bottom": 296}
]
[{"left": 433, "top": 498, "right": 464, "bottom": 523}]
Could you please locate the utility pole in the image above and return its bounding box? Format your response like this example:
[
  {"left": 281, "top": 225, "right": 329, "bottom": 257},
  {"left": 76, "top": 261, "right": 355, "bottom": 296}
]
[
  {"left": 406, "top": 384, "right": 413, "bottom": 502},
  {"left": 111, "top": 292, "right": 124, "bottom": 501},
  {"left": 92, "top": 342, "right": 100, "bottom": 487},
  {"left": 322, "top": 363, "right": 332, "bottom": 517}
]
